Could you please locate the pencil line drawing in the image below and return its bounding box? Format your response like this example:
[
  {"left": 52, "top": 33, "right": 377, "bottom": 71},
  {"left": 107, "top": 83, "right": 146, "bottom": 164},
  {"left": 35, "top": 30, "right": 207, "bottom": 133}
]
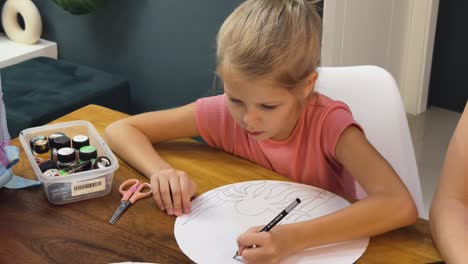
[
  {"left": 174, "top": 181, "right": 369, "bottom": 264},
  {"left": 182, "top": 181, "right": 340, "bottom": 225}
]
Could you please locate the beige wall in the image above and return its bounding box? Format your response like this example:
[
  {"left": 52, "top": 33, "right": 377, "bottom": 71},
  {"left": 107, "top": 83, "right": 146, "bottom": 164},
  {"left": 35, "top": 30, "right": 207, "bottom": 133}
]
[{"left": 321, "top": 0, "right": 439, "bottom": 115}]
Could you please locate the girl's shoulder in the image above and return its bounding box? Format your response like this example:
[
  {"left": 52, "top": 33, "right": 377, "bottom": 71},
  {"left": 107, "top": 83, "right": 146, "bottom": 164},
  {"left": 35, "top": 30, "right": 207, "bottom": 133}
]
[
  {"left": 303, "top": 92, "right": 361, "bottom": 138},
  {"left": 306, "top": 92, "right": 352, "bottom": 115},
  {"left": 197, "top": 94, "right": 226, "bottom": 104},
  {"left": 196, "top": 94, "right": 228, "bottom": 112}
]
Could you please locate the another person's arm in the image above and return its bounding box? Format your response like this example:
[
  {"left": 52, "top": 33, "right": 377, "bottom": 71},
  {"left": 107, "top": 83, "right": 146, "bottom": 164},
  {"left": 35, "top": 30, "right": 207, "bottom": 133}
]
[
  {"left": 430, "top": 102, "right": 468, "bottom": 264},
  {"left": 104, "top": 103, "right": 199, "bottom": 216}
]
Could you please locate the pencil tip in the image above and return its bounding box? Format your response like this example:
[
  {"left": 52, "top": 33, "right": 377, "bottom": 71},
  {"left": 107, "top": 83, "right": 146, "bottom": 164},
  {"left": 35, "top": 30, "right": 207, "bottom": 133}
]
[{"left": 233, "top": 252, "right": 238, "bottom": 259}]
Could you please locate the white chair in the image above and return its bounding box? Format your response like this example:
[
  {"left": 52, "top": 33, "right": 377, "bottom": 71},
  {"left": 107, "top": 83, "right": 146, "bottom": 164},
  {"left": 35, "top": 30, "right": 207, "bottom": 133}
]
[{"left": 315, "top": 66, "right": 425, "bottom": 218}]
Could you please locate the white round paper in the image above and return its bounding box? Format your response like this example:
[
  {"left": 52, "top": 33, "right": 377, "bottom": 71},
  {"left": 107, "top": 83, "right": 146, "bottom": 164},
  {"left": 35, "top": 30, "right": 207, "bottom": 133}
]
[{"left": 175, "top": 180, "right": 369, "bottom": 264}]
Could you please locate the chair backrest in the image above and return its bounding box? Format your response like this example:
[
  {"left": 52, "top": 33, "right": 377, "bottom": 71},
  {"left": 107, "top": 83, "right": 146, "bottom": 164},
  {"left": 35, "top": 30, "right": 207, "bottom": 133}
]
[{"left": 315, "top": 66, "right": 425, "bottom": 217}]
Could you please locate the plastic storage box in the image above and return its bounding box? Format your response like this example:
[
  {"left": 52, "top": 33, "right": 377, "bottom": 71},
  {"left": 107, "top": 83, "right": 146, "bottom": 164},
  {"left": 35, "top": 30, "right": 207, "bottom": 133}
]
[{"left": 19, "top": 120, "right": 119, "bottom": 204}]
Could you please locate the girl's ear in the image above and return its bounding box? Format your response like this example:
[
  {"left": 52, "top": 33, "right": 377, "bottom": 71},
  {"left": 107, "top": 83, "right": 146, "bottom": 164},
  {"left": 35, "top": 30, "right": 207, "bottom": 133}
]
[{"left": 303, "top": 71, "right": 318, "bottom": 97}]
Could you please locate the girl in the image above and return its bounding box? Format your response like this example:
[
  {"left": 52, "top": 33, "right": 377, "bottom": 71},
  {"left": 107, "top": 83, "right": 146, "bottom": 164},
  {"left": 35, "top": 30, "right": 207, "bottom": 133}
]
[{"left": 105, "top": 0, "right": 417, "bottom": 263}]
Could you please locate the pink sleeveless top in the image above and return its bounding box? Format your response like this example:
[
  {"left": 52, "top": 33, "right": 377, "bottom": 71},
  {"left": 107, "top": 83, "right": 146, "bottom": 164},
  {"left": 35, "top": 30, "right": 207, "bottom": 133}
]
[{"left": 195, "top": 93, "right": 362, "bottom": 199}]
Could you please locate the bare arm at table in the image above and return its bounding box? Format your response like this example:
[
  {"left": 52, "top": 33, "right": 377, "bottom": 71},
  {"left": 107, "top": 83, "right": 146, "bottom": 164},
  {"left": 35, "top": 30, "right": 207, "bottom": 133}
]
[
  {"left": 104, "top": 102, "right": 200, "bottom": 216},
  {"left": 430, "top": 102, "right": 468, "bottom": 264}
]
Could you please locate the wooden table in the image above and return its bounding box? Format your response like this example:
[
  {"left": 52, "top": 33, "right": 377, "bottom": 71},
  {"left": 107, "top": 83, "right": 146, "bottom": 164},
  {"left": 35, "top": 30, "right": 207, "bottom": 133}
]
[{"left": 0, "top": 105, "right": 443, "bottom": 263}]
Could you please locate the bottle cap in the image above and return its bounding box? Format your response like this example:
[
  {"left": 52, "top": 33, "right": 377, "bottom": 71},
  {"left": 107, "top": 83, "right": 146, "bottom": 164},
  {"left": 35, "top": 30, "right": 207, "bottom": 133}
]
[
  {"left": 33, "top": 139, "right": 49, "bottom": 154},
  {"left": 30, "top": 135, "right": 47, "bottom": 149},
  {"left": 48, "top": 132, "right": 66, "bottom": 149},
  {"left": 53, "top": 136, "right": 71, "bottom": 150},
  {"left": 92, "top": 156, "right": 111, "bottom": 169},
  {"left": 57, "top": 147, "right": 75, "bottom": 163},
  {"left": 79, "top": 146, "right": 97, "bottom": 161},
  {"left": 72, "top": 135, "right": 89, "bottom": 150}
]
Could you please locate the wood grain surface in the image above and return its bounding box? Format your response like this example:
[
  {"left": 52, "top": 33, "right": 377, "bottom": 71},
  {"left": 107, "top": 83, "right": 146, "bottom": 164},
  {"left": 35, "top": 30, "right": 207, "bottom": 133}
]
[{"left": 0, "top": 105, "right": 442, "bottom": 263}]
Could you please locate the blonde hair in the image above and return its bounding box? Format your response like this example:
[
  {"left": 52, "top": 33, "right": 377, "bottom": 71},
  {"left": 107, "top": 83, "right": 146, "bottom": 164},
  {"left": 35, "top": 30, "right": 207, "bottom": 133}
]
[{"left": 216, "top": 0, "right": 322, "bottom": 89}]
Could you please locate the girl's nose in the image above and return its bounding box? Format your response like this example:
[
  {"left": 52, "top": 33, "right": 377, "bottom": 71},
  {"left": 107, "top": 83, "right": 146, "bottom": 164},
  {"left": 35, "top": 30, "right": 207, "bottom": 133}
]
[{"left": 243, "top": 108, "right": 261, "bottom": 126}]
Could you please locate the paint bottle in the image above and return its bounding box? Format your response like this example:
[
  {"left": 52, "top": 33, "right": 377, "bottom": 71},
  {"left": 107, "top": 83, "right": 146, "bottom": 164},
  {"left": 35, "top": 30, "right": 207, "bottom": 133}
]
[
  {"left": 79, "top": 146, "right": 97, "bottom": 171},
  {"left": 72, "top": 135, "right": 89, "bottom": 160},
  {"left": 57, "top": 147, "right": 76, "bottom": 170},
  {"left": 92, "top": 156, "right": 112, "bottom": 170},
  {"left": 53, "top": 136, "right": 71, "bottom": 150},
  {"left": 29, "top": 135, "right": 47, "bottom": 152},
  {"left": 72, "top": 135, "right": 89, "bottom": 150},
  {"left": 49, "top": 132, "right": 66, "bottom": 161},
  {"left": 32, "top": 138, "right": 50, "bottom": 165}
]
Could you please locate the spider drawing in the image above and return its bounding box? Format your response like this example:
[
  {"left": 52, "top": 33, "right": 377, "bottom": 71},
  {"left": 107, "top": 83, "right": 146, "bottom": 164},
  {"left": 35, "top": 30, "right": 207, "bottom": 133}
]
[{"left": 181, "top": 181, "right": 344, "bottom": 225}]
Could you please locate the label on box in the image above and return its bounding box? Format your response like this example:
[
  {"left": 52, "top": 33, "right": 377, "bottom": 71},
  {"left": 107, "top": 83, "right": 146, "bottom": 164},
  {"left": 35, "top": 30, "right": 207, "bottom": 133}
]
[{"left": 71, "top": 177, "right": 105, "bottom": 196}]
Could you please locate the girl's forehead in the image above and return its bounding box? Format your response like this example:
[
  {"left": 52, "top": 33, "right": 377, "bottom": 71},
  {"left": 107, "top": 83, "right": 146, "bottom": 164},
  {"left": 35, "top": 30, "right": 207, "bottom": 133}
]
[
  {"left": 219, "top": 63, "right": 304, "bottom": 101},
  {"left": 220, "top": 64, "right": 279, "bottom": 88},
  {"left": 223, "top": 78, "right": 295, "bottom": 104}
]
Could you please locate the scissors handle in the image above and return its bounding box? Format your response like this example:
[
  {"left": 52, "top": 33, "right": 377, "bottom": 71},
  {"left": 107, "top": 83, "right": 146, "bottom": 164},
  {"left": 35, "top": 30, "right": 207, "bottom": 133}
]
[
  {"left": 119, "top": 179, "right": 152, "bottom": 204},
  {"left": 119, "top": 179, "right": 139, "bottom": 201},
  {"left": 129, "top": 182, "right": 152, "bottom": 204}
]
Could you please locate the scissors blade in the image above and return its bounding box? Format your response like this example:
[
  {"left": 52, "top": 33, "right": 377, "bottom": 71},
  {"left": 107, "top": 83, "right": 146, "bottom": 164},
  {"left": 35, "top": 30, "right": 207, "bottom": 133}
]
[{"left": 109, "top": 201, "right": 131, "bottom": 224}]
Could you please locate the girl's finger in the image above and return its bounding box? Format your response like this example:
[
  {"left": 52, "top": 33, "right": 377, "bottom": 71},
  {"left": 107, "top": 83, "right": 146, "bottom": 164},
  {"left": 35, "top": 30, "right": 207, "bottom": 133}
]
[
  {"left": 150, "top": 174, "right": 165, "bottom": 211},
  {"left": 169, "top": 173, "right": 183, "bottom": 216},
  {"left": 179, "top": 172, "right": 195, "bottom": 213},
  {"left": 237, "top": 232, "right": 265, "bottom": 255},
  {"left": 158, "top": 173, "right": 174, "bottom": 215}
]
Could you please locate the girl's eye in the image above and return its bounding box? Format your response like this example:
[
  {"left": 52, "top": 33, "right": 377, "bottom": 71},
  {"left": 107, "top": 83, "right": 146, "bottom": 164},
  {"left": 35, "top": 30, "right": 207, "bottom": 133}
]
[
  {"left": 229, "top": 98, "right": 242, "bottom": 104},
  {"left": 261, "top": 104, "right": 277, "bottom": 110}
]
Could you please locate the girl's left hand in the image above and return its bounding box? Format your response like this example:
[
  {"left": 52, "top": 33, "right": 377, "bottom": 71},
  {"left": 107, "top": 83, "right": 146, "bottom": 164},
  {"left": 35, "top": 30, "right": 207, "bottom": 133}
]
[{"left": 236, "top": 225, "right": 294, "bottom": 264}]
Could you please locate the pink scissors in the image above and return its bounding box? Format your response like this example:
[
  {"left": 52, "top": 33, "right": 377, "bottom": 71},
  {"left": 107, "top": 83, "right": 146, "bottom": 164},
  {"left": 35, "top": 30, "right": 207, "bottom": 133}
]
[{"left": 109, "top": 179, "right": 152, "bottom": 224}]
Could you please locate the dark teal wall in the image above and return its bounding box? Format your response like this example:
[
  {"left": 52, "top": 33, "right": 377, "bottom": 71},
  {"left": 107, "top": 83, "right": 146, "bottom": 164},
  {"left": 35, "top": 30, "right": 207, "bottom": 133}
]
[{"left": 30, "top": 0, "right": 241, "bottom": 113}]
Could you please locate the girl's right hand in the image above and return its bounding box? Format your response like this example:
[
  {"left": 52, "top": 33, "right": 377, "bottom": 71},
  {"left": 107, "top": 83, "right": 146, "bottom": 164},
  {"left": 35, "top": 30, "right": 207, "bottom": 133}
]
[{"left": 150, "top": 168, "right": 197, "bottom": 216}]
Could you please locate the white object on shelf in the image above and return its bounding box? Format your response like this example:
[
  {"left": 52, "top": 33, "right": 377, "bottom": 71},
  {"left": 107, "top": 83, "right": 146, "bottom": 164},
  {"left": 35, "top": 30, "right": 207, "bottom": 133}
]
[
  {"left": 1, "top": 0, "right": 42, "bottom": 45},
  {"left": 0, "top": 33, "right": 57, "bottom": 69}
]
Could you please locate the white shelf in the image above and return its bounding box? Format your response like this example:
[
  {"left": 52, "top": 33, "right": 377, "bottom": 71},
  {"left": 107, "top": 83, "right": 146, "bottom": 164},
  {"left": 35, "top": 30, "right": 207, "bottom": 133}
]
[{"left": 0, "top": 33, "right": 58, "bottom": 69}]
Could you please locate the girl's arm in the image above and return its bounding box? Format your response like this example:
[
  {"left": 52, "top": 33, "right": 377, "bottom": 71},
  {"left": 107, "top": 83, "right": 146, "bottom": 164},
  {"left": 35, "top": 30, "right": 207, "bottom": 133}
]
[
  {"left": 238, "top": 125, "right": 418, "bottom": 262},
  {"left": 290, "top": 125, "right": 418, "bottom": 247},
  {"left": 104, "top": 102, "right": 200, "bottom": 216},
  {"left": 430, "top": 103, "right": 468, "bottom": 264}
]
